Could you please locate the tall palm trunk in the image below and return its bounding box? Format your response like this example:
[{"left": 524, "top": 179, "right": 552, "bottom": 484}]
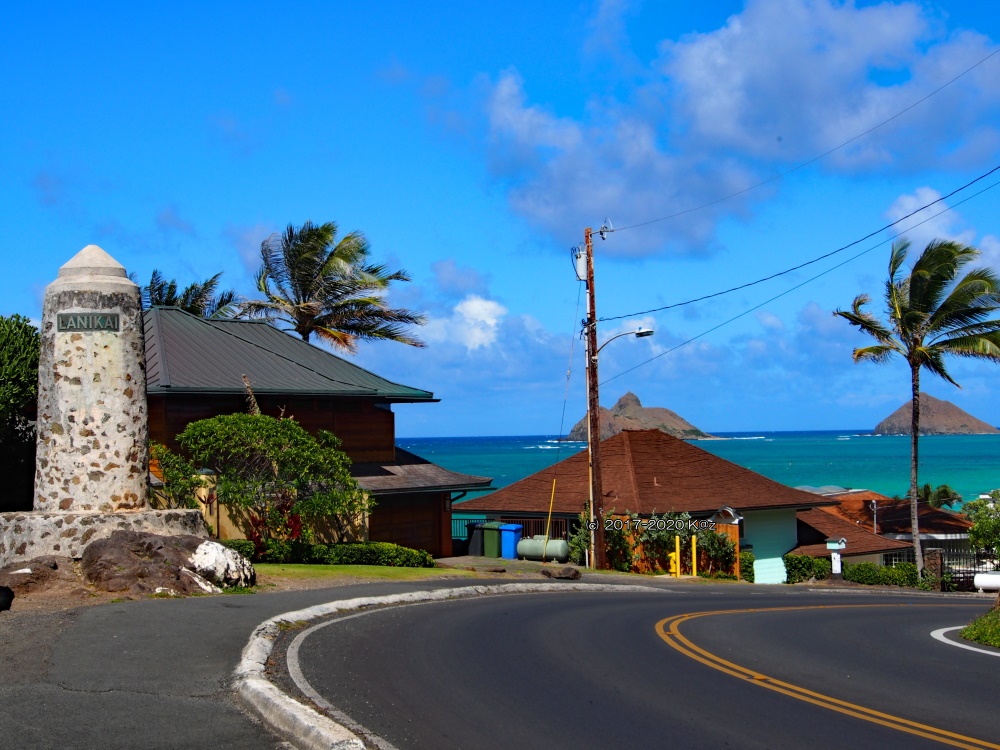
[{"left": 909, "top": 363, "right": 924, "bottom": 574}]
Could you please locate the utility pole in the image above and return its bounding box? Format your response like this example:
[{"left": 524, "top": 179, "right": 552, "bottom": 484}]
[{"left": 583, "top": 226, "right": 607, "bottom": 570}]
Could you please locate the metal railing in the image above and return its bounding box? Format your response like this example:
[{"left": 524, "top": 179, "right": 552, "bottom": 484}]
[{"left": 450, "top": 516, "right": 569, "bottom": 540}]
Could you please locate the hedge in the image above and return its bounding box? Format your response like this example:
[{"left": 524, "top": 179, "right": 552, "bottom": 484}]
[
  {"left": 739, "top": 550, "right": 755, "bottom": 583},
  {"left": 783, "top": 554, "right": 833, "bottom": 583},
  {"left": 843, "top": 561, "right": 919, "bottom": 587},
  {"left": 221, "top": 539, "right": 435, "bottom": 568}
]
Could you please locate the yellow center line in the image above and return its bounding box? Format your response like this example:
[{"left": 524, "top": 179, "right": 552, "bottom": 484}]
[{"left": 655, "top": 604, "right": 999, "bottom": 750}]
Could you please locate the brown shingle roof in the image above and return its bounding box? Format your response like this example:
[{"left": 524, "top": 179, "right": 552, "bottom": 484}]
[
  {"left": 822, "top": 490, "right": 972, "bottom": 535},
  {"left": 788, "top": 507, "right": 912, "bottom": 558},
  {"left": 457, "top": 429, "right": 833, "bottom": 516}
]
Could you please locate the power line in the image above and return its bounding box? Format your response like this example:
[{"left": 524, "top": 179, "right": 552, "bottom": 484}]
[
  {"left": 600, "top": 177, "right": 1000, "bottom": 386},
  {"left": 608, "top": 47, "right": 1000, "bottom": 234},
  {"left": 600, "top": 163, "right": 1000, "bottom": 324}
]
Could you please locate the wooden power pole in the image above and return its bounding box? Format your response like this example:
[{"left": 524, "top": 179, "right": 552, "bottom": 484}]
[{"left": 584, "top": 226, "right": 607, "bottom": 569}]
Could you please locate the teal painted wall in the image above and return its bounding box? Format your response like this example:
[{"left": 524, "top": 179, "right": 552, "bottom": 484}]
[{"left": 743, "top": 509, "right": 798, "bottom": 584}]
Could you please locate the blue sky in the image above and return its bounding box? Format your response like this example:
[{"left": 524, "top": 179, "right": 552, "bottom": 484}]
[{"left": 4, "top": 1, "right": 1000, "bottom": 437}]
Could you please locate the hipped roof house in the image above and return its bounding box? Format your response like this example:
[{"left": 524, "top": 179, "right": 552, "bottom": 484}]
[
  {"left": 143, "top": 307, "right": 490, "bottom": 555},
  {"left": 459, "top": 429, "right": 845, "bottom": 583}
]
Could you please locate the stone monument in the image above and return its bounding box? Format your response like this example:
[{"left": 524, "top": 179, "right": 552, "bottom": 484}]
[{"left": 0, "top": 245, "right": 205, "bottom": 566}]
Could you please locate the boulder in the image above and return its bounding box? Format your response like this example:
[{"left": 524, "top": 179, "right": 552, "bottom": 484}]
[
  {"left": 540, "top": 566, "right": 582, "bottom": 580},
  {"left": 0, "top": 556, "right": 74, "bottom": 596},
  {"left": 80, "top": 531, "right": 255, "bottom": 597},
  {"left": 0, "top": 586, "right": 12, "bottom": 612}
]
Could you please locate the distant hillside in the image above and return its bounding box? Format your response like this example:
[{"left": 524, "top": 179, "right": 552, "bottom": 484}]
[
  {"left": 874, "top": 393, "right": 999, "bottom": 435},
  {"left": 566, "top": 392, "right": 712, "bottom": 441}
]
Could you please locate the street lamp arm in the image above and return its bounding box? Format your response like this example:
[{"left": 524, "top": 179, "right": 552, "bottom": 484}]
[{"left": 595, "top": 327, "right": 654, "bottom": 356}]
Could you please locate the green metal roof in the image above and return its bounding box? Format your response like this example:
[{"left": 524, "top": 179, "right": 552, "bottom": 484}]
[{"left": 143, "top": 307, "right": 435, "bottom": 402}]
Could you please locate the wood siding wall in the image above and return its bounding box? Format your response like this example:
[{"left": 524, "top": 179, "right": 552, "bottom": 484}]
[
  {"left": 369, "top": 492, "right": 452, "bottom": 558},
  {"left": 148, "top": 394, "right": 396, "bottom": 462}
]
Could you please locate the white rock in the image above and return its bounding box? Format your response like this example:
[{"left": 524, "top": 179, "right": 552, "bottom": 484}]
[{"left": 188, "top": 540, "right": 255, "bottom": 588}]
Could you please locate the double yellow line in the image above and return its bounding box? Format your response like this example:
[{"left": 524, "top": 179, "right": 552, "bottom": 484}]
[{"left": 656, "top": 605, "right": 999, "bottom": 750}]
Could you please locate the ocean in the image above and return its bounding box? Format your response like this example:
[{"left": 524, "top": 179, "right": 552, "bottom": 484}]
[{"left": 396, "top": 431, "right": 1000, "bottom": 507}]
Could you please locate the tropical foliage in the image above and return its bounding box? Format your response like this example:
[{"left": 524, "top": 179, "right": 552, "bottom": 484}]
[
  {"left": 176, "top": 414, "right": 373, "bottom": 552},
  {"left": 835, "top": 239, "right": 1000, "bottom": 573},
  {"left": 242, "top": 220, "right": 425, "bottom": 352},
  {"left": 965, "top": 491, "right": 1000, "bottom": 563},
  {"left": 141, "top": 270, "right": 238, "bottom": 318},
  {"left": 0, "top": 315, "right": 40, "bottom": 511}
]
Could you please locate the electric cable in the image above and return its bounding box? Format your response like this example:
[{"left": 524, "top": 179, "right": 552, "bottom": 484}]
[
  {"left": 606, "top": 47, "right": 1000, "bottom": 234},
  {"left": 599, "top": 177, "right": 1000, "bottom": 386},
  {"left": 600, "top": 163, "right": 1000, "bottom": 323}
]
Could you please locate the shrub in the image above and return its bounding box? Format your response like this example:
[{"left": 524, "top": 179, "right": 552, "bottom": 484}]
[
  {"left": 843, "top": 561, "right": 881, "bottom": 585},
  {"left": 634, "top": 511, "right": 691, "bottom": 573},
  {"left": 740, "top": 551, "right": 755, "bottom": 583},
  {"left": 323, "top": 542, "right": 434, "bottom": 568},
  {"left": 150, "top": 442, "right": 205, "bottom": 509},
  {"left": 961, "top": 608, "right": 1000, "bottom": 648},
  {"left": 178, "top": 414, "right": 373, "bottom": 552},
  {"left": 783, "top": 555, "right": 832, "bottom": 584},
  {"left": 221, "top": 539, "right": 256, "bottom": 561},
  {"left": 0, "top": 315, "right": 39, "bottom": 512},
  {"left": 603, "top": 511, "right": 634, "bottom": 573},
  {"left": 697, "top": 527, "right": 737, "bottom": 575},
  {"left": 843, "top": 561, "right": 919, "bottom": 587},
  {"left": 568, "top": 509, "right": 591, "bottom": 566}
]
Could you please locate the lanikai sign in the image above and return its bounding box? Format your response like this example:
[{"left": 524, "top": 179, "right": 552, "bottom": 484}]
[{"left": 57, "top": 312, "right": 121, "bottom": 332}]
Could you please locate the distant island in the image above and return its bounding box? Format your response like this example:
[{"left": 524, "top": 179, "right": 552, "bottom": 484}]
[
  {"left": 874, "top": 393, "right": 999, "bottom": 435},
  {"left": 565, "top": 392, "right": 713, "bottom": 441}
]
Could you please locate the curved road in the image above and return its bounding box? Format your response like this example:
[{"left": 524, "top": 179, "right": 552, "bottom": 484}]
[{"left": 283, "top": 589, "right": 996, "bottom": 750}]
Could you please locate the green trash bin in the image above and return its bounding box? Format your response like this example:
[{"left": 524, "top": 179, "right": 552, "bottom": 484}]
[{"left": 482, "top": 522, "right": 503, "bottom": 558}]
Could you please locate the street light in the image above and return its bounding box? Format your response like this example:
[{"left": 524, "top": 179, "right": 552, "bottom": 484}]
[{"left": 585, "top": 323, "right": 655, "bottom": 569}]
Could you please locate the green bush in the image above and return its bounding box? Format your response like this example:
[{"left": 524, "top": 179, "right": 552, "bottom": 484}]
[
  {"left": 843, "top": 561, "right": 919, "bottom": 587},
  {"left": 882, "top": 562, "right": 919, "bottom": 587},
  {"left": 178, "top": 414, "right": 373, "bottom": 550},
  {"left": 264, "top": 538, "right": 294, "bottom": 563},
  {"left": 843, "top": 561, "right": 881, "bottom": 585},
  {"left": 740, "top": 551, "right": 755, "bottom": 583},
  {"left": 697, "top": 527, "right": 737, "bottom": 575},
  {"left": 221, "top": 539, "right": 256, "bottom": 560},
  {"left": 783, "top": 555, "right": 833, "bottom": 583},
  {"left": 0, "top": 315, "right": 39, "bottom": 513},
  {"left": 961, "top": 608, "right": 1000, "bottom": 648},
  {"left": 323, "top": 542, "right": 435, "bottom": 568},
  {"left": 150, "top": 442, "right": 206, "bottom": 509},
  {"left": 568, "top": 509, "right": 591, "bottom": 565}
]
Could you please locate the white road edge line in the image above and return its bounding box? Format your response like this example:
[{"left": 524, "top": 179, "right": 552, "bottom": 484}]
[
  {"left": 930, "top": 626, "right": 1000, "bottom": 658},
  {"left": 233, "top": 583, "right": 666, "bottom": 750}
]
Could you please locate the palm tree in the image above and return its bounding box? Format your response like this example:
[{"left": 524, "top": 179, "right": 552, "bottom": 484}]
[
  {"left": 142, "top": 270, "right": 239, "bottom": 318},
  {"left": 835, "top": 238, "right": 1000, "bottom": 573},
  {"left": 241, "top": 220, "right": 425, "bottom": 352}
]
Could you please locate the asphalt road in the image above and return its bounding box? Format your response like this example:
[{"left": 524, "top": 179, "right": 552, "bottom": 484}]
[
  {"left": 285, "top": 589, "right": 996, "bottom": 750},
  {"left": 0, "top": 579, "right": 482, "bottom": 750}
]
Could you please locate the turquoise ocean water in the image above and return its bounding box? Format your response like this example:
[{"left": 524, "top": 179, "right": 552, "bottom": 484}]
[{"left": 397, "top": 431, "right": 1000, "bottom": 507}]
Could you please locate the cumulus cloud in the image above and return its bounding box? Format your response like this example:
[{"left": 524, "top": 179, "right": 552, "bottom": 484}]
[
  {"left": 479, "top": 0, "right": 1000, "bottom": 257},
  {"left": 424, "top": 294, "right": 508, "bottom": 350}
]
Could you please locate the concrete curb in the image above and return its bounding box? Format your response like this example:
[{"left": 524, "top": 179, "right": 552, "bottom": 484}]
[{"left": 233, "top": 582, "right": 665, "bottom": 749}]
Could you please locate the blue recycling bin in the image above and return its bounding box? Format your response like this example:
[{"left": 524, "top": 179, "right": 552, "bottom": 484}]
[{"left": 499, "top": 524, "right": 523, "bottom": 559}]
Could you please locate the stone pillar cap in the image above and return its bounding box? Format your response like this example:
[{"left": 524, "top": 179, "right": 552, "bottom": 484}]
[{"left": 58, "top": 245, "right": 129, "bottom": 279}]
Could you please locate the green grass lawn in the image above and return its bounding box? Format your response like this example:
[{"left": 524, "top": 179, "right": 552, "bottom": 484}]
[
  {"left": 255, "top": 563, "right": 479, "bottom": 581},
  {"left": 960, "top": 607, "right": 1000, "bottom": 648}
]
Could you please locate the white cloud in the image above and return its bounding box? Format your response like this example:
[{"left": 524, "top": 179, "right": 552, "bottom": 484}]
[
  {"left": 478, "top": 0, "right": 1000, "bottom": 257},
  {"left": 424, "top": 294, "right": 508, "bottom": 350}
]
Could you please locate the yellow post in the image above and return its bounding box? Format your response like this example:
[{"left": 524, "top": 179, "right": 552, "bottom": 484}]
[
  {"left": 691, "top": 535, "right": 697, "bottom": 577},
  {"left": 674, "top": 534, "right": 681, "bottom": 578}
]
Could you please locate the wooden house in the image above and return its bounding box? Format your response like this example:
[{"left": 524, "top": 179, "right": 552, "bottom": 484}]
[{"left": 144, "top": 307, "right": 490, "bottom": 556}]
